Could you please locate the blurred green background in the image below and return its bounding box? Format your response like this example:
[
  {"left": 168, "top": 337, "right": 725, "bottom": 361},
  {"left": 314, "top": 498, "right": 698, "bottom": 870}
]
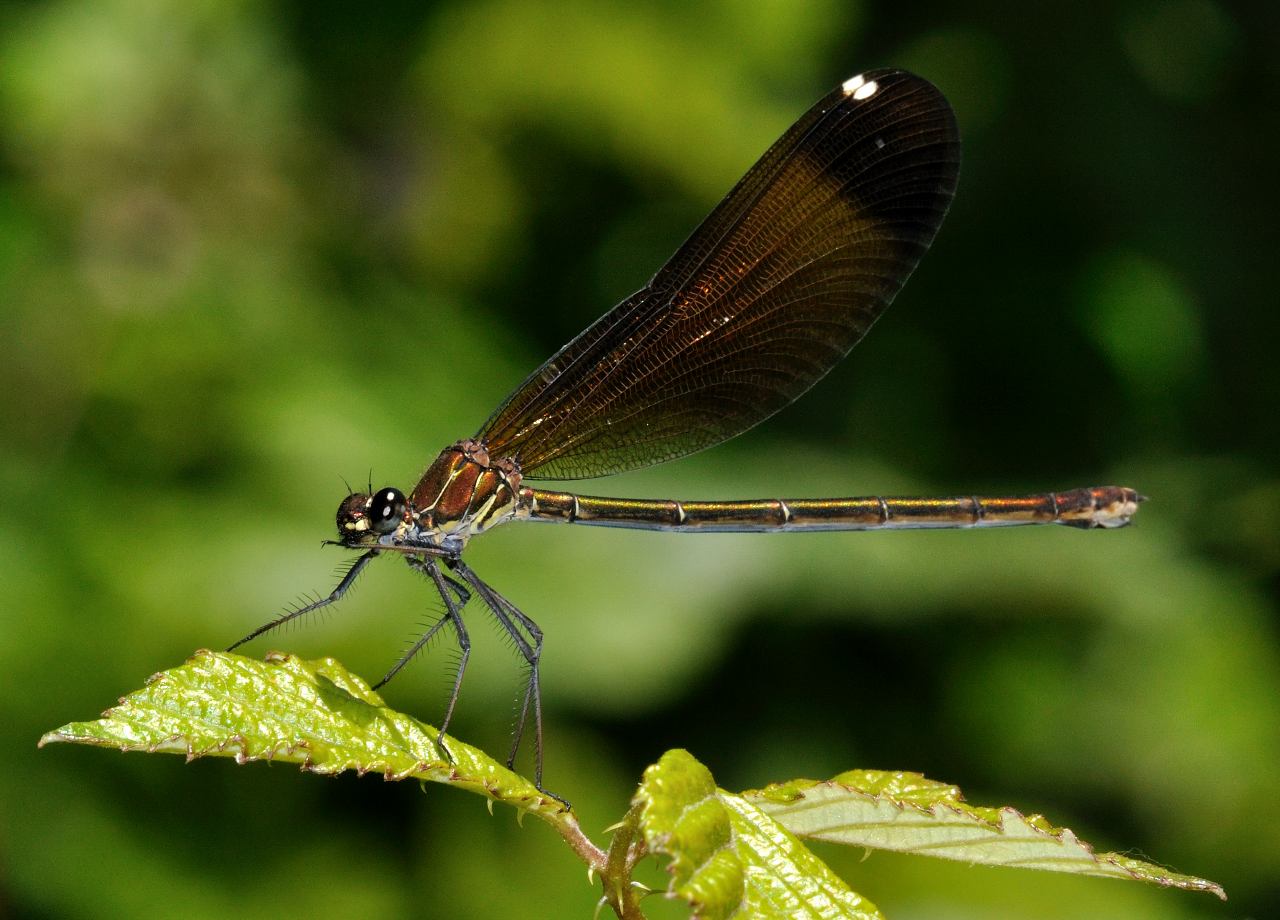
[{"left": 2, "top": 0, "right": 1277, "bottom": 916}]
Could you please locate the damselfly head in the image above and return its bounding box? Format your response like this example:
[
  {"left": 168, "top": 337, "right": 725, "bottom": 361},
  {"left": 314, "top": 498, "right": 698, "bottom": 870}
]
[{"left": 336, "top": 486, "right": 410, "bottom": 543}]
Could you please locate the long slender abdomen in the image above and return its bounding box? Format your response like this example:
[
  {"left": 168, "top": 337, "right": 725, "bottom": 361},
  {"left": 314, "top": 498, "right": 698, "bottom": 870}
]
[{"left": 519, "top": 486, "right": 1143, "bottom": 532}]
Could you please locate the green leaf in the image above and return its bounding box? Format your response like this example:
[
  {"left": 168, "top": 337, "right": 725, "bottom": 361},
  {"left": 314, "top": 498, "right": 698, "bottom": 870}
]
[
  {"left": 634, "top": 749, "right": 883, "bottom": 920},
  {"left": 746, "top": 769, "right": 1225, "bottom": 900},
  {"left": 39, "top": 649, "right": 567, "bottom": 821}
]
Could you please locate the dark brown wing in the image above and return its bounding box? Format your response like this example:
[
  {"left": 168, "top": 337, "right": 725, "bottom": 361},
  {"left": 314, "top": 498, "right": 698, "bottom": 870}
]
[{"left": 478, "top": 69, "right": 960, "bottom": 480}]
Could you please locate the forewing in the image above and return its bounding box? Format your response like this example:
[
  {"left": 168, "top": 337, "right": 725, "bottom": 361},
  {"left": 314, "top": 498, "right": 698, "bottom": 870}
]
[{"left": 478, "top": 69, "right": 960, "bottom": 480}]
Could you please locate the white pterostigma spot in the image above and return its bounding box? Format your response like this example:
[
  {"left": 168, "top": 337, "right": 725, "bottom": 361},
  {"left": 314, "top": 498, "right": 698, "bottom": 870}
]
[{"left": 842, "top": 74, "right": 879, "bottom": 100}]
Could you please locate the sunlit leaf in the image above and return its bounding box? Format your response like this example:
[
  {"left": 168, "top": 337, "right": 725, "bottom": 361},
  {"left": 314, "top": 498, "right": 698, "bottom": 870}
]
[
  {"left": 39, "top": 649, "right": 568, "bottom": 822},
  {"left": 747, "top": 770, "right": 1225, "bottom": 900}
]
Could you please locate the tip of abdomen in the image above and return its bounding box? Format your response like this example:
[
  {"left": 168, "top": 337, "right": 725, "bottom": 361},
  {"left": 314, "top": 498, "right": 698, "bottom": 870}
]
[{"left": 1057, "top": 486, "right": 1145, "bottom": 529}]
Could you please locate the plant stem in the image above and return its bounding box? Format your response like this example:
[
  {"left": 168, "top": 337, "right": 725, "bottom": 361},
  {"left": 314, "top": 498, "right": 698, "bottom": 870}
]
[
  {"left": 602, "top": 805, "right": 648, "bottom": 919},
  {"left": 545, "top": 806, "right": 648, "bottom": 919},
  {"left": 551, "top": 812, "right": 608, "bottom": 872}
]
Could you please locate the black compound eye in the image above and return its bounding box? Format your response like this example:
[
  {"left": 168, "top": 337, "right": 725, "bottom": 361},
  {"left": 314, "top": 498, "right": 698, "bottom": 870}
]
[{"left": 368, "top": 487, "right": 407, "bottom": 534}]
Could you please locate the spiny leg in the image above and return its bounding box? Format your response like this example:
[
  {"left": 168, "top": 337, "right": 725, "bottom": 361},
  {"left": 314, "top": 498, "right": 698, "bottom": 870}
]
[
  {"left": 373, "top": 557, "right": 471, "bottom": 764},
  {"left": 450, "top": 562, "right": 539, "bottom": 767},
  {"left": 372, "top": 559, "right": 468, "bottom": 690},
  {"left": 228, "top": 549, "right": 378, "bottom": 651},
  {"left": 449, "top": 559, "right": 564, "bottom": 808},
  {"left": 495, "top": 598, "right": 544, "bottom": 774},
  {"left": 414, "top": 559, "right": 472, "bottom": 748}
]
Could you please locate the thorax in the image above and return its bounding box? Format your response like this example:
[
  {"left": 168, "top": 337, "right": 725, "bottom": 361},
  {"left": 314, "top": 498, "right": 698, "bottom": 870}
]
[{"left": 408, "top": 439, "right": 524, "bottom": 548}]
